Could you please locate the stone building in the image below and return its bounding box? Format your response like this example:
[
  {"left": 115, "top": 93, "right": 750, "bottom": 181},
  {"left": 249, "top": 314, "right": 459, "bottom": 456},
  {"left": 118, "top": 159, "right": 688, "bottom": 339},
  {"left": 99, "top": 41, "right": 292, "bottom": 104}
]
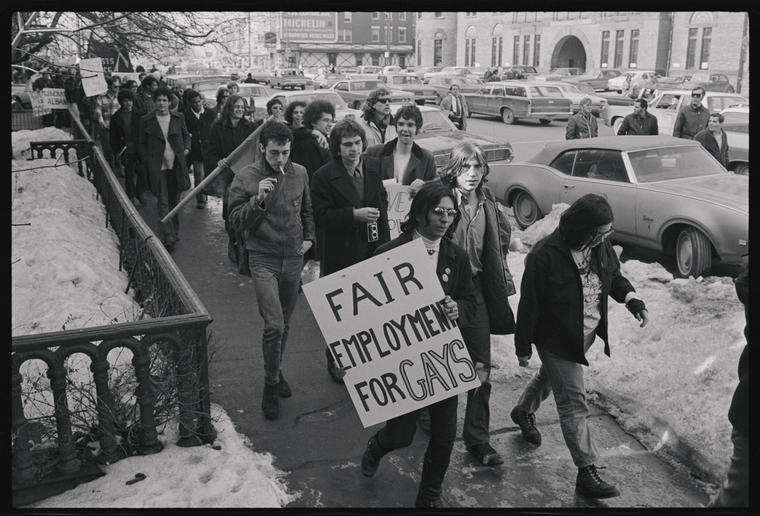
[{"left": 416, "top": 11, "right": 749, "bottom": 93}]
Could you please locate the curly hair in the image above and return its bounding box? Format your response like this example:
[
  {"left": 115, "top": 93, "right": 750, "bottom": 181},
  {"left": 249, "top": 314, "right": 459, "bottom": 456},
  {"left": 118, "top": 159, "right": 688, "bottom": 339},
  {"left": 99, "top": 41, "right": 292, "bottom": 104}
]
[
  {"left": 362, "top": 87, "right": 391, "bottom": 122},
  {"left": 266, "top": 97, "right": 283, "bottom": 115},
  {"left": 284, "top": 100, "right": 307, "bottom": 125},
  {"left": 392, "top": 104, "right": 423, "bottom": 134},
  {"left": 399, "top": 180, "right": 460, "bottom": 239},
  {"left": 439, "top": 141, "right": 490, "bottom": 190},
  {"left": 303, "top": 99, "right": 336, "bottom": 130},
  {"left": 152, "top": 86, "right": 173, "bottom": 101},
  {"left": 328, "top": 119, "right": 367, "bottom": 159},
  {"left": 117, "top": 89, "right": 136, "bottom": 105}
]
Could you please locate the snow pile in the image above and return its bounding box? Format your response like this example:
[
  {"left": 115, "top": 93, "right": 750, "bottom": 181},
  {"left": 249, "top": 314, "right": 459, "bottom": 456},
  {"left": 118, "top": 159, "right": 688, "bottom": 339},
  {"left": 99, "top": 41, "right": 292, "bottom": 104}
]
[
  {"left": 12, "top": 127, "right": 73, "bottom": 159},
  {"left": 519, "top": 202, "right": 569, "bottom": 246},
  {"left": 12, "top": 160, "right": 140, "bottom": 335},
  {"left": 28, "top": 403, "right": 297, "bottom": 508}
]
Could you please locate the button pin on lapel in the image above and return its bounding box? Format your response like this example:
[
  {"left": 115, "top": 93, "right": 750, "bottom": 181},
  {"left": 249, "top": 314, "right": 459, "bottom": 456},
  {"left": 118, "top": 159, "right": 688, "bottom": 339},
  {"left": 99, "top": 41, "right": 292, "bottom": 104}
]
[{"left": 442, "top": 273, "right": 449, "bottom": 283}]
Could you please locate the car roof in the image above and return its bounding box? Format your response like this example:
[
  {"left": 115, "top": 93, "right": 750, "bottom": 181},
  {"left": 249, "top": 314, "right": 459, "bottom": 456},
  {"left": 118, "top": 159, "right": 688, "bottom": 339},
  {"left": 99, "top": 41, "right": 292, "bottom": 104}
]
[
  {"left": 529, "top": 136, "right": 699, "bottom": 163},
  {"left": 657, "top": 89, "right": 744, "bottom": 98}
]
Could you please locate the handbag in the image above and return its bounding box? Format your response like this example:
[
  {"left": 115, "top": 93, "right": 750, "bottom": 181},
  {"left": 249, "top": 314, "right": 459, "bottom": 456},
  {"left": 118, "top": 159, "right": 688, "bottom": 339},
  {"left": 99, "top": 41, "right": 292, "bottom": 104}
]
[{"left": 237, "top": 170, "right": 288, "bottom": 277}]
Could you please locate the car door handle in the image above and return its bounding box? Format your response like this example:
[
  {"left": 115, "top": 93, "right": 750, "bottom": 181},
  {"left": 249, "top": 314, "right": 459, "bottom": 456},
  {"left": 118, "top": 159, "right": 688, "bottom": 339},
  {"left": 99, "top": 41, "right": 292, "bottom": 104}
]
[
  {"left": 643, "top": 215, "right": 654, "bottom": 221},
  {"left": 564, "top": 184, "right": 575, "bottom": 189}
]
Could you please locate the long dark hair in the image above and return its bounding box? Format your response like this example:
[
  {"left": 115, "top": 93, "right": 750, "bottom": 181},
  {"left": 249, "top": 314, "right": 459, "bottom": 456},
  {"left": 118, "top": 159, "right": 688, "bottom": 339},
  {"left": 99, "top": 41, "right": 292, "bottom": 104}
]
[
  {"left": 214, "top": 94, "right": 247, "bottom": 126},
  {"left": 558, "top": 194, "right": 614, "bottom": 250},
  {"left": 400, "top": 181, "right": 460, "bottom": 239}
]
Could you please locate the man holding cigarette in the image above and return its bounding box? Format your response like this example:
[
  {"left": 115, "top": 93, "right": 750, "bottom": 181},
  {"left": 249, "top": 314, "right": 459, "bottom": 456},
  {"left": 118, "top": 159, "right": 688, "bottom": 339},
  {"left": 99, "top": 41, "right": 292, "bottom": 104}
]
[{"left": 228, "top": 121, "right": 316, "bottom": 420}]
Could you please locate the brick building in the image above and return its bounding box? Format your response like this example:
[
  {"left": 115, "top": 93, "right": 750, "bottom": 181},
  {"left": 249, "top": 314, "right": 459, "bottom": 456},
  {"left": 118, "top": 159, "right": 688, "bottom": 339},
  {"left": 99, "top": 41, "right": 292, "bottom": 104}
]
[{"left": 416, "top": 11, "right": 749, "bottom": 94}]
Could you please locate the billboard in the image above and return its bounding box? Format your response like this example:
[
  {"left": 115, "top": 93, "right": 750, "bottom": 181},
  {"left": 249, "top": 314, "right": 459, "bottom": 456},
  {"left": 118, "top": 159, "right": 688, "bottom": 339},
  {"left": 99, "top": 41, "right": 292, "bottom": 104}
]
[{"left": 281, "top": 12, "right": 337, "bottom": 44}]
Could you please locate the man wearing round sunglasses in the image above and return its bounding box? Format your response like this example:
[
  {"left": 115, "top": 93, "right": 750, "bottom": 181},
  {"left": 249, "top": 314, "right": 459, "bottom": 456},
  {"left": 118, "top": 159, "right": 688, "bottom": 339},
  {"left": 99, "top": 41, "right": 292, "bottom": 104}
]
[
  {"left": 360, "top": 88, "right": 397, "bottom": 148},
  {"left": 673, "top": 86, "right": 710, "bottom": 139}
]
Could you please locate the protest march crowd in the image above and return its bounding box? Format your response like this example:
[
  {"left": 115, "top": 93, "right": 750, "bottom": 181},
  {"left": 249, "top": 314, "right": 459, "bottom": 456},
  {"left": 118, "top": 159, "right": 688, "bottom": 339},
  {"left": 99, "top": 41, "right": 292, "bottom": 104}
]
[{"left": 22, "top": 61, "right": 747, "bottom": 509}]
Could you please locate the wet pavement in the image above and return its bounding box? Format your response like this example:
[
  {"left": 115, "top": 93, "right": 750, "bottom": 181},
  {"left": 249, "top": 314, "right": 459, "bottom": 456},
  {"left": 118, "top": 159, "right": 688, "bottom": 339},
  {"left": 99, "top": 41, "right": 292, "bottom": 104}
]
[{"left": 135, "top": 189, "right": 711, "bottom": 509}]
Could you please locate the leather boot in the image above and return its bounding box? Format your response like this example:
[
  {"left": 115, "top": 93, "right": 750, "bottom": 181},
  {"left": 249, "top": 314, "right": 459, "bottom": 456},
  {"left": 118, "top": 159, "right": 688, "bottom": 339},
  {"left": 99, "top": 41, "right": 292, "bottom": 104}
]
[
  {"left": 576, "top": 464, "right": 620, "bottom": 499},
  {"left": 416, "top": 457, "right": 449, "bottom": 507},
  {"left": 261, "top": 383, "right": 279, "bottom": 420},
  {"left": 361, "top": 434, "right": 386, "bottom": 477}
]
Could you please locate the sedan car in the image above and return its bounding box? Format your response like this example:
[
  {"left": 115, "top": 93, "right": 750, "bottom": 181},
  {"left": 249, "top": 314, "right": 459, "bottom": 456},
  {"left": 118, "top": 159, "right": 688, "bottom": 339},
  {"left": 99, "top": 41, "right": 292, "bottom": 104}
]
[
  {"left": 466, "top": 81, "right": 573, "bottom": 125},
  {"left": 493, "top": 66, "right": 539, "bottom": 81},
  {"left": 424, "top": 76, "right": 485, "bottom": 104},
  {"left": 564, "top": 69, "right": 621, "bottom": 90},
  {"left": 531, "top": 80, "right": 608, "bottom": 115},
  {"left": 252, "top": 89, "right": 362, "bottom": 122},
  {"left": 487, "top": 136, "right": 748, "bottom": 278},
  {"left": 313, "top": 72, "right": 345, "bottom": 89},
  {"left": 388, "top": 104, "right": 514, "bottom": 170},
  {"left": 12, "top": 82, "right": 32, "bottom": 109},
  {"left": 378, "top": 74, "right": 438, "bottom": 105},
  {"left": 244, "top": 69, "right": 271, "bottom": 84},
  {"left": 533, "top": 67, "right": 585, "bottom": 82},
  {"left": 681, "top": 72, "right": 735, "bottom": 93},
  {"left": 329, "top": 79, "right": 412, "bottom": 110},
  {"left": 412, "top": 66, "right": 443, "bottom": 79},
  {"left": 608, "top": 70, "right": 659, "bottom": 93},
  {"left": 192, "top": 79, "right": 229, "bottom": 109},
  {"left": 720, "top": 105, "right": 749, "bottom": 176},
  {"left": 237, "top": 83, "right": 269, "bottom": 110}
]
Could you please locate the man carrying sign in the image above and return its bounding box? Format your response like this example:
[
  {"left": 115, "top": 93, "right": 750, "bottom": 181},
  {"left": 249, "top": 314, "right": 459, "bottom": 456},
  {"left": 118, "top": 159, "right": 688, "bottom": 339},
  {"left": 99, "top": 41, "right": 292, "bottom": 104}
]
[{"left": 360, "top": 181, "right": 476, "bottom": 508}]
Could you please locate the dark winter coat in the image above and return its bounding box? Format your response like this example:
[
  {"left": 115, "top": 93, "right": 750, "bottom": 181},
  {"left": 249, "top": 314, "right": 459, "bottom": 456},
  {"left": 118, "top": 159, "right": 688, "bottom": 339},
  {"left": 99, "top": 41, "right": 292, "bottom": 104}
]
[
  {"left": 617, "top": 111, "right": 659, "bottom": 135},
  {"left": 182, "top": 106, "right": 216, "bottom": 163},
  {"left": 206, "top": 117, "right": 257, "bottom": 188},
  {"left": 375, "top": 232, "right": 478, "bottom": 331},
  {"left": 515, "top": 228, "right": 636, "bottom": 365},
  {"left": 137, "top": 110, "right": 192, "bottom": 192},
  {"left": 290, "top": 126, "right": 331, "bottom": 182},
  {"left": 565, "top": 112, "right": 598, "bottom": 139},
  {"left": 109, "top": 107, "right": 142, "bottom": 158},
  {"left": 311, "top": 156, "right": 390, "bottom": 276},
  {"left": 363, "top": 139, "right": 438, "bottom": 186},
  {"left": 672, "top": 103, "right": 710, "bottom": 139},
  {"left": 694, "top": 128, "right": 729, "bottom": 168},
  {"left": 728, "top": 266, "right": 748, "bottom": 437}
]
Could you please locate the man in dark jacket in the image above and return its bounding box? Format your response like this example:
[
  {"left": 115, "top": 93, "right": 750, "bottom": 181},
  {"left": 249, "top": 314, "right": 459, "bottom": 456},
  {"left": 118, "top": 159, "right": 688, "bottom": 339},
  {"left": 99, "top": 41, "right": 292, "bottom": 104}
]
[
  {"left": 672, "top": 86, "right": 710, "bottom": 139},
  {"left": 138, "top": 86, "right": 191, "bottom": 251},
  {"left": 364, "top": 103, "right": 437, "bottom": 186},
  {"left": 207, "top": 94, "right": 257, "bottom": 262},
  {"left": 109, "top": 89, "right": 146, "bottom": 205},
  {"left": 565, "top": 97, "right": 598, "bottom": 139},
  {"left": 311, "top": 118, "right": 391, "bottom": 382},
  {"left": 183, "top": 89, "right": 217, "bottom": 209},
  {"left": 694, "top": 113, "right": 729, "bottom": 168},
  {"left": 616, "top": 98, "right": 659, "bottom": 135}
]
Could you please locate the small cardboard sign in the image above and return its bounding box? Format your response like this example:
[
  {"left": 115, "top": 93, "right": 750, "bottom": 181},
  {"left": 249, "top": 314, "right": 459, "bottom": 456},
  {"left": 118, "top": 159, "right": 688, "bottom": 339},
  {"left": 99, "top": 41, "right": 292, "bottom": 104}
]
[
  {"left": 302, "top": 238, "right": 478, "bottom": 428},
  {"left": 383, "top": 180, "right": 412, "bottom": 240},
  {"left": 79, "top": 57, "right": 107, "bottom": 97}
]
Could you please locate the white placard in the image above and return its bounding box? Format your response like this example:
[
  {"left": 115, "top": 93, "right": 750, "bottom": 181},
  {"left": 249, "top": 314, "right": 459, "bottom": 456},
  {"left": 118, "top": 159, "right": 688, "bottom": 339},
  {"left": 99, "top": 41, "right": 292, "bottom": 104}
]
[
  {"left": 42, "top": 88, "right": 68, "bottom": 110},
  {"left": 383, "top": 180, "right": 412, "bottom": 240},
  {"left": 302, "top": 238, "right": 478, "bottom": 428},
  {"left": 79, "top": 57, "right": 107, "bottom": 97}
]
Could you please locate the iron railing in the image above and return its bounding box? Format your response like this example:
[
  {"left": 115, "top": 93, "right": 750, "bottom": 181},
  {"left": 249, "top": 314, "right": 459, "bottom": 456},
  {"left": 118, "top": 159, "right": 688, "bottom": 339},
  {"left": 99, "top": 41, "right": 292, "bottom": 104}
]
[{"left": 12, "top": 107, "right": 215, "bottom": 504}]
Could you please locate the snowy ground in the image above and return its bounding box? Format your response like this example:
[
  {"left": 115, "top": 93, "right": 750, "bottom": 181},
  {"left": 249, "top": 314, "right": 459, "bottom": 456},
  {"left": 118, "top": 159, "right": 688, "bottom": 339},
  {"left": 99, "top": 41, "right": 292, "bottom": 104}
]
[{"left": 13, "top": 128, "right": 744, "bottom": 507}]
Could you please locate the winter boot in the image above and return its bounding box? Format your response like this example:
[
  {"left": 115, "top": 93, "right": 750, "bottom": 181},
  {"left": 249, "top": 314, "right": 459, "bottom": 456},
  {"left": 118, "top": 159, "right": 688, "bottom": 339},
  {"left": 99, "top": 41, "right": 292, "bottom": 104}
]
[
  {"left": 415, "top": 457, "right": 449, "bottom": 507},
  {"left": 261, "top": 383, "right": 279, "bottom": 420},
  {"left": 361, "top": 435, "right": 386, "bottom": 477},
  {"left": 510, "top": 405, "right": 542, "bottom": 445},
  {"left": 278, "top": 370, "right": 292, "bottom": 398},
  {"left": 576, "top": 464, "right": 620, "bottom": 499}
]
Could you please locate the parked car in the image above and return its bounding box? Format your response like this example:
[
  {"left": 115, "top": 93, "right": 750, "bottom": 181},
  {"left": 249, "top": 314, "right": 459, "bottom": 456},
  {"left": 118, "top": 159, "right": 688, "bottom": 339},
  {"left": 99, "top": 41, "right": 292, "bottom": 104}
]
[
  {"left": 388, "top": 104, "right": 514, "bottom": 170},
  {"left": 382, "top": 65, "right": 403, "bottom": 74},
  {"left": 494, "top": 66, "right": 539, "bottom": 80},
  {"left": 681, "top": 72, "right": 735, "bottom": 93},
  {"left": 656, "top": 74, "right": 692, "bottom": 89},
  {"left": 563, "top": 69, "right": 621, "bottom": 90},
  {"left": 252, "top": 89, "right": 361, "bottom": 122},
  {"left": 301, "top": 67, "right": 321, "bottom": 80},
  {"left": 530, "top": 80, "right": 608, "bottom": 115},
  {"left": 431, "top": 66, "right": 478, "bottom": 79},
  {"left": 424, "top": 75, "right": 485, "bottom": 104},
  {"left": 353, "top": 65, "right": 383, "bottom": 77},
  {"left": 243, "top": 69, "right": 271, "bottom": 84},
  {"left": 164, "top": 74, "right": 204, "bottom": 88},
  {"left": 533, "top": 67, "right": 585, "bottom": 82},
  {"left": 313, "top": 72, "right": 346, "bottom": 89},
  {"left": 607, "top": 70, "right": 659, "bottom": 93},
  {"left": 237, "top": 83, "right": 269, "bottom": 112},
  {"left": 420, "top": 66, "right": 445, "bottom": 80},
  {"left": 466, "top": 81, "right": 573, "bottom": 125},
  {"left": 269, "top": 68, "right": 311, "bottom": 90},
  {"left": 329, "top": 79, "right": 412, "bottom": 110},
  {"left": 378, "top": 74, "right": 437, "bottom": 105},
  {"left": 411, "top": 66, "right": 443, "bottom": 79},
  {"left": 12, "top": 82, "right": 32, "bottom": 109},
  {"left": 720, "top": 105, "right": 749, "bottom": 176},
  {"left": 601, "top": 89, "right": 747, "bottom": 136},
  {"left": 486, "top": 136, "right": 748, "bottom": 278},
  {"left": 191, "top": 79, "right": 229, "bottom": 109}
]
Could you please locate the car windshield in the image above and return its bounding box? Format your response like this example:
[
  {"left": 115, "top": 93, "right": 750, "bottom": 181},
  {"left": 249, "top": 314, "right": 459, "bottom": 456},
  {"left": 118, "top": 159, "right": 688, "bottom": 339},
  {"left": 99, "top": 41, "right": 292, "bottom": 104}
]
[
  {"left": 722, "top": 112, "right": 749, "bottom": 124},
  {"left": 574, "top": 83, "right": 595, "bottom": 95},
  {"left": 627, "top": 146, "right": 729, "bottom": 182},
  {"left": 418, "top": 110, "right": 459, "bottom": 132},
  {"left": 350, "top": 80, "right": 383, "bottom": 91},
  {"left": 391, "top": 75, "right": 422, "bottom": 85},
  {"left": 529, "top": 86, "right": 563, "bottom": 97},
  {"left": 556, "top": 84, "right": 580, "bottom": 94}
]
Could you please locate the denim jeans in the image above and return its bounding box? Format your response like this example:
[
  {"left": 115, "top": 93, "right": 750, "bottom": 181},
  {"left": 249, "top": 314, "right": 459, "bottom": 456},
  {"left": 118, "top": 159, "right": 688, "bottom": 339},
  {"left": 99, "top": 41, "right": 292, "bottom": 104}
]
[
  {"left": 461, "top": 274, "right": 493, "bottom": 448},
  {"left": 249, "top": 253, "right": 303, "bottom": 386},
  {"left": 516, "top": 330, "right": 599, "bottom": 468},
  {"left": 191, "top": 160, "right": 207, "bottom": 203},
  {"left": 376, "top": 394, "right": 458, "bottom": 496},
  {"left": 148, "top": 168, "right": 179, "bottom": 246}
]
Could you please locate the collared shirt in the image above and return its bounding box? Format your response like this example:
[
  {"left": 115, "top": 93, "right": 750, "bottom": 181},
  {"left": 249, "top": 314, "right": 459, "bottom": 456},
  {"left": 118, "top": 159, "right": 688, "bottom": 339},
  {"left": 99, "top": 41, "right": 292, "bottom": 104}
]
[
  {"left": 453, "top": 187, "right": 486, "bottom": 275},
  {"left": 191, "top": 106, "right": 205, "bottom": 119},
  {"left": 96, "top": 91, "right": 120, "bottom": 126},
  {"left": 712, "top": 129, "right": 724, "bottom": 150},
  {"left": 345, "top": 158, "right": 364, "bottom": 202},
  {"left": 451, "top": 95, "right": 459, "bottom": 115}
]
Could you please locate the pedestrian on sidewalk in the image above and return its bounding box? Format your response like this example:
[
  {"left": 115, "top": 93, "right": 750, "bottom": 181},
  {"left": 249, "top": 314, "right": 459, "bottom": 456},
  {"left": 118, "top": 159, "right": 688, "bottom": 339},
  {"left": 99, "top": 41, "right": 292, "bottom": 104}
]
[
  {"left": 207, "top": 94, "right": 256, "bottom": 263},
  {"left": 183, "top": 89, "right": 216, "bottom": 209},
  {"left": 510, "top": 193, "right": 649, "bottom": 499},
  {"left": 360, "top": 180, "right": 477, "bottom": 508},
  {"left": 310, "top": 118, "right": 390, "bottom": 383},
  {"left": 227, "top": 121, "right": 315, "bottom": 421},
  {"left": 109, "top": 88, "right": 146, "bottom": 205},
  {"left": 694, "top": 113, "right": 729, "bottom": 168},
  {"left": 616, "top": 98, "right": 659, "bottom": 136},
  {"left": 565, "top": 97, "right": 598, "bottom": 140},
  {"left": 137, "top": 86, "right": 192, "bottom": 251}
]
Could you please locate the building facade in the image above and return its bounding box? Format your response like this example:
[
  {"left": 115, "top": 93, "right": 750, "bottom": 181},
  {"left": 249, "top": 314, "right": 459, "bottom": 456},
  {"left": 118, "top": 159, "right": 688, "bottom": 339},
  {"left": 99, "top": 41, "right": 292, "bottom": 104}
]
[{"left": 416, "top": 11, "right": 749, "bottom": 93}]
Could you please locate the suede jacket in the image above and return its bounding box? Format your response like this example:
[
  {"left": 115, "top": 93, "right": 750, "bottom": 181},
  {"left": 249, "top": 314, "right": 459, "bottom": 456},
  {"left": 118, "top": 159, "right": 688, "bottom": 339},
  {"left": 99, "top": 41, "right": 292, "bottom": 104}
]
[
  {"left": 228, "top": 159, "right": 315, "bottom": 257},
  {"left": 515, "top": 228, "right": 636, "bottom": 365}
]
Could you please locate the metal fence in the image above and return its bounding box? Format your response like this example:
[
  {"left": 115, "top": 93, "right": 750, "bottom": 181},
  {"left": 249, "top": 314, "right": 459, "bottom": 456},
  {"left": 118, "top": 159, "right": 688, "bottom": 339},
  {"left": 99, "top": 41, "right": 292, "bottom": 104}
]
[{"left": 12, "top": 107, "right": 215, "bottom": 506}]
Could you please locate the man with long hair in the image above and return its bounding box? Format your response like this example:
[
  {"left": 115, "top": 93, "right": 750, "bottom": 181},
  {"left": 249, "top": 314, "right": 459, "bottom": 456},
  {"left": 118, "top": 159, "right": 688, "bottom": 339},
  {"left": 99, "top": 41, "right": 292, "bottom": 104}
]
[{"left": 360, "top": 87, "right": 397, "bottom": 148}]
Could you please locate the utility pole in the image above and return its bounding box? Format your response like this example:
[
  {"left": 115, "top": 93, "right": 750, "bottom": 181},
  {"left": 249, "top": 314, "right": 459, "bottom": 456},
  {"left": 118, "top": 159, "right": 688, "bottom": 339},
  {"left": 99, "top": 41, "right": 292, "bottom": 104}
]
[{"left": 385, "top": 12, "right": 391, "bottom": 66}]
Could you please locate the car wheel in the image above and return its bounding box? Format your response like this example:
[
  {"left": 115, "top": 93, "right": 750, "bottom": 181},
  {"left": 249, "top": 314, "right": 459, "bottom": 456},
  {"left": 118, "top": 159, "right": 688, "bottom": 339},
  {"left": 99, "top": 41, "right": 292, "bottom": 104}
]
[
  {"left": 512, "top": 190, "right": 543, "bottom": 229},
  {"left": 726, "top": 86, "right": 735, "bottom": 93},
  {"left": 501, "top": 108, "right": 515, "bottom": 125},
  {"left": 416, "top": 100, "right": 425, "bottom": 106},
  {"left": 732, "top": 163, "right": 749, "bottom": 176},
  {"left": 613, "top": 117, "right": 624, "bottom": 135},
  {"left": 353, "top": 101, "right": 361, "bottom": 110},
  {"left": 539, "top": 118, "right": 552, "bottom": 125},
  {"left": 675, "top": 226, "right": 712, "bottom": 278},
  {"left": 301, "top": 85, "right": 306, "bottom": 90}
]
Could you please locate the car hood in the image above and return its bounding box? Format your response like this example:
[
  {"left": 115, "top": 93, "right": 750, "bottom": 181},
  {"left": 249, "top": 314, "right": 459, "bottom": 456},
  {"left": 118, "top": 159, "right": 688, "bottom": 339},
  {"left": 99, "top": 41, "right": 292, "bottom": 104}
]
[
  {"left": 647, "top": 175, "right": 748, "bottom": 214},
  {"left": 415, "top": 130, "right": 503, "bottom": 151},
  {"left": 391, "top": 84, "right": 435, "bottom": 94}
]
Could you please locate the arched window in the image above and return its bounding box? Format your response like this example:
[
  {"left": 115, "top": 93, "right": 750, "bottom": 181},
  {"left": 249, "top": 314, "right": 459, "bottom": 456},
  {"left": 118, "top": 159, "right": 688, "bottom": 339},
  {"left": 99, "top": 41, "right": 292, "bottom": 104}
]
[
  {"left": 465, "top": 27, "right": 477, "bottom": 67},
  {"left": 491, "top": 25, "right": 504, "bottom": 67}
]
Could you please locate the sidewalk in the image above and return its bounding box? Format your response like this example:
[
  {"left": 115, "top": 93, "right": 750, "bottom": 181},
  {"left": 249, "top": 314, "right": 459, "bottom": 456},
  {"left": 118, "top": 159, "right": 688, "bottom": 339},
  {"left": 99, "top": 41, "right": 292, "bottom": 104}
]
[{"left": 136, "top": 191, "right": 710, "bottom": 509}]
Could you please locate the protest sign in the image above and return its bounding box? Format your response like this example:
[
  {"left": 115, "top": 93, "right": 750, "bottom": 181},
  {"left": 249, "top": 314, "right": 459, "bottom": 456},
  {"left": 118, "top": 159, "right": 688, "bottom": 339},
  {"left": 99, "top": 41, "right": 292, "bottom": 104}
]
[
  {"left": 383, "top": 180, "right": 412, "bottom": 240},
  {"left": 29, "top": 91, "right": 49, "bottom": 117},
  {"left": 79, "top": 57, "right": 107, "bottom": 97},
  {"left": 302, "top": 238, "right": 479, "bottom": 428},
  {"left": 42, "top": 88, "right": 68, "bottom": 110}
]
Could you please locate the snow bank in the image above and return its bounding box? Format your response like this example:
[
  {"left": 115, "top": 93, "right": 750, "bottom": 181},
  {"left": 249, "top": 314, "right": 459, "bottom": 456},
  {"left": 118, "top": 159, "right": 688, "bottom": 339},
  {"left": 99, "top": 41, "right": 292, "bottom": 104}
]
[
  {"left": 12, "top": 127, "right": 73, "bottom": 159},
  {"left": 518, "top": 202, "right": 568, "bottom": 246}
]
